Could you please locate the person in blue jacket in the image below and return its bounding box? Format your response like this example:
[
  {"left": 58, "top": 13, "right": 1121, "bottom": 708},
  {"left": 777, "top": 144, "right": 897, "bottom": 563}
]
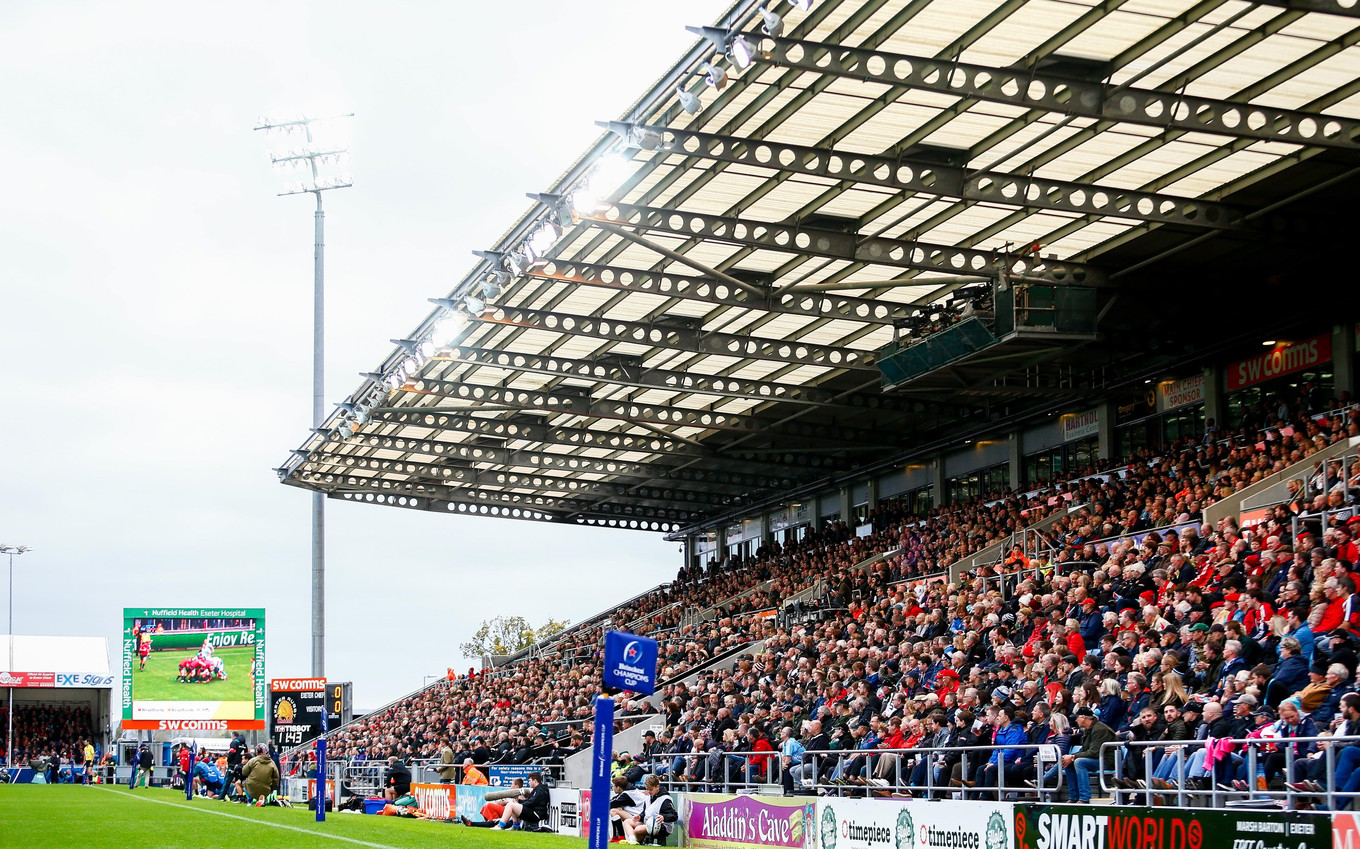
[
  {"left": 1265, "top": 637, "right": 1311, "bottom": 706},
  {"left": 972, "top": 705, "right": 1027, "bottom": 798},
  {"left": 193, "top": 760, "right": 225, "bottom": 798}
]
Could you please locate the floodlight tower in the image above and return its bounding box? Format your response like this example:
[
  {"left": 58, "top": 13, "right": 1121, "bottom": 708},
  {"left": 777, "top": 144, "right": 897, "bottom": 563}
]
[
  {"left": 2, "top": 544, "right": 32, "bottom": 770},
  {"left": 254, "top": 114, "right": 352, "bottom": 678}
]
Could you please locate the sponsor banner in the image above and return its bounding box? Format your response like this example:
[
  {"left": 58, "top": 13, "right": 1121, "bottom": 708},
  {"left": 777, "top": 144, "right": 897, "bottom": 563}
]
[
  {"left": 1240, "top": 506, "right": 1274, "bottom": 530},
  {"left": 580, "top": 789, "right": 592, "bottom": 839},
  {"left": 1158, "top": 374, "right": 1205, "bottom": 412},
  {"left": 1228, "top": 334, "right": 1331, "bottom": 391},
  {"left": 1335, "top": 813, "right": 1360, "bottom": 849},
  {"left": 306, "top": 778, "right": 337, "bottom": 803},
  {"left": 818, "top": 798, "right": 1011, "bottom": 849},
  {"left": 1061, "top": 409, "right": 1099, "bottom": 442},
  {"left": 685, "top": 792, "right": 815, "bottom": 849},
  {"left": 548, "top": 787, "right": 583, "bottom": 837},
  {"left": 455, "top": 783, "right": 491, "bottom": 822},
  {"left": 1017, "top": 804, "right": 1327, "bottom": 849},
  {"left": 412, "top": 783, "right": 455, "bottom": 821},
  {"left": 122, "top": 719, "right": 266, "bottom": 731},
  {"left": 488, "top": 764, "right": 537, "bottom": 786},
  {"left": 271, "top": 678, "right": 325, "bottom": 692},
  {"left": 0, "top": 672, "right": 54, "bottom": 688}
]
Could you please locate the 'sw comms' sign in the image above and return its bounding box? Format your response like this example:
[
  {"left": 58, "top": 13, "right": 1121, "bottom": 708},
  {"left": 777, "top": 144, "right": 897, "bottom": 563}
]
[{"left": 1227, "top": 334, "right": 1330, "bottom": 391}]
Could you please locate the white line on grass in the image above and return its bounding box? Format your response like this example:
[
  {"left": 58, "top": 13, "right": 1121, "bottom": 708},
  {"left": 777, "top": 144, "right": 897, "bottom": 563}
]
[{"left": 103, "top": 787, "right": 403, "bottom": 849}]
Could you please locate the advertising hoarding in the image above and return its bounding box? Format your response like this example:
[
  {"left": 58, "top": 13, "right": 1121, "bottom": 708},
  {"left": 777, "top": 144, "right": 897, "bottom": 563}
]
[{"left": 122, "top": 607, "right": 266, "bottom": 730}]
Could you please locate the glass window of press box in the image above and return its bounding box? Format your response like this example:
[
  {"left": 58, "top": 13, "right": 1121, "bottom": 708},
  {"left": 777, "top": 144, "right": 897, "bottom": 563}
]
[
  {"left": 1117, "top": 405, "right": 1206, "bottom": 459},
  {"left": 947, "top": 463, "right": 1010, "bottom": 503},
  {"left": 879, "top": 485, "right": 935, "bottom": 517},
  {"left": 1226, "top": 368, "right": 1333, "bottom": 426},
  {"left": 1024, "top": 438, "right": 1098, "bottom": 487}
]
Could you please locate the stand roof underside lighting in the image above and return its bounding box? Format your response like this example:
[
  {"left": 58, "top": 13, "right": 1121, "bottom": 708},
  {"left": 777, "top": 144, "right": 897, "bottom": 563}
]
[{"left": 277, "top": 0, "right": 1360, "bottom": 537}]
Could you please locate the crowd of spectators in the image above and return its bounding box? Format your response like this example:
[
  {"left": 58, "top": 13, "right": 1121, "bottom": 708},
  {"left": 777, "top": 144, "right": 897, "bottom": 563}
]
[
  {"left": 0, "top": 705, "right": 94, "bottom": 768},
  {"left": 319, "top": 392, "right": 1360, "bottom": 804}
]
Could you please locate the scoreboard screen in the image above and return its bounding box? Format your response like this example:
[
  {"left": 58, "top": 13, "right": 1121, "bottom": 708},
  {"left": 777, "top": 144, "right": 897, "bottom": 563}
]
[{"left": 269, "top": 678, "right": 350, "bottom": 749}]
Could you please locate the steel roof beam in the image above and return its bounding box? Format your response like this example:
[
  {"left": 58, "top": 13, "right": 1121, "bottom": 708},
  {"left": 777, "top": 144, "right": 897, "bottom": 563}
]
[
  {"left": 588, "top": 202, "right": 1104, "bottom": 285},
  {"left": 1247, "top": 0, "right": 1360, "bottom": 17},
  {"left": 472, "top": 303, "right": 880, "bottom": 371},
  {"left": 526, "top": 261, "right": 912, "bottom": 325},
  {"left": 756, "top": 36, "right": 1360, "bottom": 152},
  {"left": 316, "top": 429, "right": 803, "bottom": 490},
  {"left": 293, "top": 459, "right": 736, "bottom": 510},
  {"left": 331, "top": 418, "right": 842, "bottom": 476},
  {"left": 312, "top": 478, "right": 705, "bottom": 526},
  {"left": 392, "top": 377, "right": 905, "bottom": 448},
  {"left": 433, "top": 345, "right": 946, "bottom": 416},
  {"left": 615, "top": 124, "right": 1247, "bottom": 231}
]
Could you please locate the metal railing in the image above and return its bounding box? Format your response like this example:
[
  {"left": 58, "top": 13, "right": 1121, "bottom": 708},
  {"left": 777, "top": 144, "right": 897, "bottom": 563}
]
[
  {"left": 646, "top": 742, "right": 1064, "bottom": 800},
  {"left": 1104, "top": 734, "right": 1360, "bottom": 810}
]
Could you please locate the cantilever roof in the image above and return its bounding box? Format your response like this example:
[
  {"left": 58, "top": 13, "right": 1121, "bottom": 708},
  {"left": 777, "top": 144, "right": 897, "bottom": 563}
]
[{"left": 278, "top": 0, "right": 1360, "bottom": 536}]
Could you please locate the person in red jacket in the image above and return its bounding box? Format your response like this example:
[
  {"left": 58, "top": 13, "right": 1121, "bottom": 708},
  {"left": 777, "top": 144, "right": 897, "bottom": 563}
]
[
  {"left": 1317, "top": 579, "right": 1348, "bottom": 634},
  {"left": 744, "top": 727, "right": 774, "bottom": 783}
]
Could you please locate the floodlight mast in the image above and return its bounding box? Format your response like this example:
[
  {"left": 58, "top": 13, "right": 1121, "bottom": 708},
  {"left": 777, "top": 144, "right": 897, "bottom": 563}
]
[
  {"left": 2, "top": 544, "right": 32, "bottom": 771},
  {"left": 254, "top": 114, "right": 352, "bottom": 678}
]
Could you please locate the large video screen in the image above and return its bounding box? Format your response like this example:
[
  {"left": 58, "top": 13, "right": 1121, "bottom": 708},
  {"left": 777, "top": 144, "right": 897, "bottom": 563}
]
[{"left": 122, "top": 608, "right": 266, "bottom": 731}]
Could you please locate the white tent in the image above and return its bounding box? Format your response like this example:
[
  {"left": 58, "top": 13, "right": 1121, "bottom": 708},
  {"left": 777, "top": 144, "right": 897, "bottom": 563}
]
[{"left": 1, "top": 634, "right": 115, "bottom": 745}]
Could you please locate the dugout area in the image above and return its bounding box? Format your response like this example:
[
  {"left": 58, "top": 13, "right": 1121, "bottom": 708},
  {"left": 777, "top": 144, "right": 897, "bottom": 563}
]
[{"left": 1, "top": 636, "right": 114, "bottom": 783}]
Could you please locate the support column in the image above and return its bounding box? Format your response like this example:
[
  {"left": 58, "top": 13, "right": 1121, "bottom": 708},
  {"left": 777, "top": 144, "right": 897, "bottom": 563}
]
[
  {"left": 931, "top": 455, "right": 947, "bottom": 507},
  {"left": 840, "top": 486, "right": 852, "bottom": 525},
  {"left": 1097, "top": 400, "right": 1117, "bottom": 463},
  {"left": 1202, "top": 363, "right": 1224, "bottom": 432},
  {"left": 1334, "top": 323, "right": 1356, "bottom": 401},
  {"left": 1008, "top": 431, "right": 1023, "bottom": 490}
]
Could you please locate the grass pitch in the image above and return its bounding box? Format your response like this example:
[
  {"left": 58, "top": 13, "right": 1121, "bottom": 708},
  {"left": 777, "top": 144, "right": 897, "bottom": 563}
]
[
  {"left": 0, "top": 785, "right": 586, "bottom": 849},
  {"left": 133, "top": 646, "right": 256, "bottom": 704}
]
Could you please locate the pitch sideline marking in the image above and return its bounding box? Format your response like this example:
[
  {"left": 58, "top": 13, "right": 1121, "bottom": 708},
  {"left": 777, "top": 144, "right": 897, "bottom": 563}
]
[{"left": 103, "top": 787, "right": 403, "bottom": 849}]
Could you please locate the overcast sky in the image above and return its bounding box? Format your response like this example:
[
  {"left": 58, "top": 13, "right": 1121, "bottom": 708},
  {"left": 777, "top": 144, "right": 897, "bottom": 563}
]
[{"left": 0, "top": 0, "right": 733, "bottom": 712}]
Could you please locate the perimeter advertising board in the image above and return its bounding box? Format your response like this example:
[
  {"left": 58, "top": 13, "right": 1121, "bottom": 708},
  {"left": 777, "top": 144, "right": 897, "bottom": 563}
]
[
  {"left": 122, "top": 607, "right": 266, "bottom": 730},
  {"left": 817, "top": 798, "right": 1011, "bottom": 849},
  {"left": 683, "top": 793, "right": 816, "bottom": 849},
  {"left": 1016, "top": 804, "right": 1327, "bottom": 849}
]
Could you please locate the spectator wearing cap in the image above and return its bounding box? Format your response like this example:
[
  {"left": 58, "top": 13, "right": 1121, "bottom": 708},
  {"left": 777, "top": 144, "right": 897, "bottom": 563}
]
[{"left": 1055, "top": 707, "right": 1115, "bottom": 803}]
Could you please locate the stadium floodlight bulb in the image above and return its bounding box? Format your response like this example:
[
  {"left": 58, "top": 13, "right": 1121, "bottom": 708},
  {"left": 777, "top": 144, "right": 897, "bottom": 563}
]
[
  {"left": 676, "top": 86, "right": 702, "bottom": 115},
  {"left": 571, "top": 183, "right": 602, "bottom": 215},
  {"left": 386, "top": 372, "right": 403, "bottom": 390},
  {"left": 506, "top": 251, "right": 530, "bottom": 276},
  {"left": 590, "top": 153, "right": 634, "bottom": 202},
  {"left": 529, "top": 222, "right": 558, "bottom": 257},
  {"left": 418, "top": 339, "right": 437, "bottom": 359},
  {"left": 759, "top": 5, "right": 784, "bottom": 36},
  {"left": 553, "top": 204, "right": 575, "bottom": 227},
  {"left": 353, "top": 406, "right": 369, "bottom": 425},
  {"left": 463, "top": 294, "right": 486, "bottom": 315},
  {"left": 729, "top": 34, "right": 756, "bottom": 69},
  {"left": 482, "top": 271, "right": 507, "bottom": 300},
  {"left": 627, "top": 126, "right": 662, "bottom": 151},
  {"left": 702, "top": 62, "right": 729, "bottom": 90}
]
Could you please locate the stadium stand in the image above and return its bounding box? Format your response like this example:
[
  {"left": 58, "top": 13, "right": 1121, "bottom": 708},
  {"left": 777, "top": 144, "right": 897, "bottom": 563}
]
[
  {"left": 0, "top": 704, "right": 93, "bottom": 768},
  {"left": 306, "top": 396, "right": 1360, "bottom": 805}
]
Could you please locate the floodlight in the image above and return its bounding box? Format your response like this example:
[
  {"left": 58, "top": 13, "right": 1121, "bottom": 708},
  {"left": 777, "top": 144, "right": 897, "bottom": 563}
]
[
  {"left": 553, "top": 204, "right": 575, "bottom": 227},
  {"left": 529, "top": 222, "right": 561, "bottom": 256},
  {"left": 506, "top": 251, "right": 530, "bottom": 276},
  {"left": 386, "top": 372, "right": 403, "bottom": 390},
  {"left": 787, "top": 0, "right": 813, "bottom": 9},
  {"left": 571, "top": 183, "right": 602, "bottom": 215},
  {"left": 418, "top": 339, "right": 437, "bottom": 359},
  {"left": 401, "top": 356, "right": 419, "bottom": 376},
  {"left": 591, "top": 153, "right": 633, "bottom": 201},
  {"left": 482, "top": 271, "right": 508, "bottom": 300},
  {"left": 429, "top": 312, "right": 470, "bottom": 348},
  {"left": 676, "top": 86, "right": 702, "bottom": 115},
  {"left": 464, "top": 295, "right": 486, "bottom": 315},
  {"left": 353, "top": 406, "right": 369, "bottom": 425},
  {"left": 729, "top": 35, "right": 756, "bottom": 69},
  {"left": 629, "top": 126, "right": 662, "bottom": 151},
  {"left": 702, "top": 62, "right": 729, "bottom": 90},
  {"left": 759, "top": 5, "right": 784, "bottom": 36}
]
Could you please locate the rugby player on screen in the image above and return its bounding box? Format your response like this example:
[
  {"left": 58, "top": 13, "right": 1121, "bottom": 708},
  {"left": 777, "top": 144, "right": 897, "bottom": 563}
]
[{"left": 136, "top": 629, "right": 152, "bottom": 671}]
